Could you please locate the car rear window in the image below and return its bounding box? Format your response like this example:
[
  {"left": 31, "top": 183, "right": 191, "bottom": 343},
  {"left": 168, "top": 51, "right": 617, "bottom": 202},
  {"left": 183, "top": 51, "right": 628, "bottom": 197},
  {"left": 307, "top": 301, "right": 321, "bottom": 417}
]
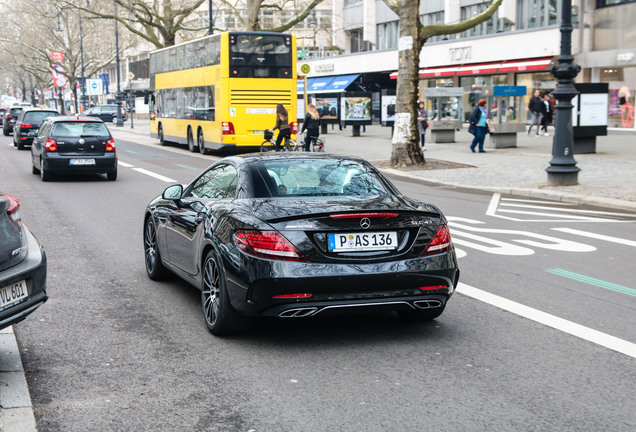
[
  {"left": 52, "top": 122, "right": 110, "bottom": 137},
  {"left": 24, "top": 112, "right": 58, "bottom": 122},
  {"left": 253, "top": 159, "right": 388, "bottom": 198},
  {"left": 9, "top": 108, "right": 22, "bottom": 115}
]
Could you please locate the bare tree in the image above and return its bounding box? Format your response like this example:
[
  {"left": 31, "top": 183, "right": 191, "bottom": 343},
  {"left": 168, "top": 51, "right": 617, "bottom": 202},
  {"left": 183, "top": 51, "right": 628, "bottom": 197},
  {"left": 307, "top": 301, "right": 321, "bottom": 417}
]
[{"left": 383, "top": 0, "right": 503, "bottom": 168}]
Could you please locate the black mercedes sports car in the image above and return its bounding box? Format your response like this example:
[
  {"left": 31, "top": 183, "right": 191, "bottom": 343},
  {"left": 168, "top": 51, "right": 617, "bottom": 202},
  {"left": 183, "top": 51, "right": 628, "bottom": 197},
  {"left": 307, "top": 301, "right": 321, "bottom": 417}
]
[{"left": 143, "top": 154, "right": 459, "bottom": 335}]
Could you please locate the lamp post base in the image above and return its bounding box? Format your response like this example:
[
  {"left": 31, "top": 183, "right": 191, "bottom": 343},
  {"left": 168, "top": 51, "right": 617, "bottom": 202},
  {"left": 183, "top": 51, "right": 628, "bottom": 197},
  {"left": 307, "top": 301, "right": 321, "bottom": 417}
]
[{"left": 546, "top": 169, "right": 579, "bottom": 186}]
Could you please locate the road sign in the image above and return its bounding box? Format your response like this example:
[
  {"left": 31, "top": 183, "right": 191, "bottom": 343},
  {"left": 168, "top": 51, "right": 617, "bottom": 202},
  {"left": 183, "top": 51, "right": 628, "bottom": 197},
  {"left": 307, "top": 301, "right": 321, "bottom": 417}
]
[
  {"left": 300, "top": 64, "right": 311, "bottom": 74},
  {"left": 86, "top": 79, "right": 103, "bottom": 95},
  {"left": 128, "top": 72, "right": 135, "bottom": 80}
]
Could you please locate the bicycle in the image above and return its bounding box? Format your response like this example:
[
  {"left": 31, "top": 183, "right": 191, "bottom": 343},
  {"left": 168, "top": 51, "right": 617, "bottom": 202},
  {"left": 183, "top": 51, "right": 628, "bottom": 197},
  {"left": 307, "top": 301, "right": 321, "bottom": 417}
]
[{"left": 260, "top": 130, "right": 298, "bottom": 152}]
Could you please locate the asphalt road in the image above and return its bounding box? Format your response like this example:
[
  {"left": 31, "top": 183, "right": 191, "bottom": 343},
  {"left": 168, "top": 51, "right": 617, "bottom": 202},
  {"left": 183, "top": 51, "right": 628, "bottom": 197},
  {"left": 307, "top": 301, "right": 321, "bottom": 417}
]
[{"left": 2, "top": 133, "right": 635, "bottom": 431}]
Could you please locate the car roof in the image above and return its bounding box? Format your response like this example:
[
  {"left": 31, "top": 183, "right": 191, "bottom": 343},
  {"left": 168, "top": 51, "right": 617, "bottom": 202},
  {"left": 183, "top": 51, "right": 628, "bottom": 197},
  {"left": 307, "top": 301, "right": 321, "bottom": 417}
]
[
  {"left": 216, "top": 153, "right": 371, "bottom": 168},
  {"left": 21, "top": 108, "right": 59, "bottom": 114},
  {"left": 47, "top": 115, "right": 106, "bottom": 123}
]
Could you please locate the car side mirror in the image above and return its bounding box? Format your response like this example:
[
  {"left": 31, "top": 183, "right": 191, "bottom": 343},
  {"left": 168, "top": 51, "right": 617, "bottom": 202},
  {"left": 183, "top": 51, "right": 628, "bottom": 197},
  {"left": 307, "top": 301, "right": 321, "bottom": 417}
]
[{"left": 162, "top": 184, "right": 183, "bottom": 200}]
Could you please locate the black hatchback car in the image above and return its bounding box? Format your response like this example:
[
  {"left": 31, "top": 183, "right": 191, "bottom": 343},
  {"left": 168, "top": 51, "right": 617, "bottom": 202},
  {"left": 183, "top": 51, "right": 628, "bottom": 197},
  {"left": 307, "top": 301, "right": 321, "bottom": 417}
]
[
  {"left": 0, "top": 192, "right": 47, "bottom": 331},
  {"left": 13, "top": 108, "right": 59, "bottom": 150},
  {"left": 84, "top": 104, "right": 128, "bottom": 123},
  {"left": 3, "top": 107, "right": 25, "bottom": 135},
  {"left": 30, "top": 116, "right": 118, "bottom": 181},
  {"left": 144, "top": 154, "right": 459, "bottom": 335}
]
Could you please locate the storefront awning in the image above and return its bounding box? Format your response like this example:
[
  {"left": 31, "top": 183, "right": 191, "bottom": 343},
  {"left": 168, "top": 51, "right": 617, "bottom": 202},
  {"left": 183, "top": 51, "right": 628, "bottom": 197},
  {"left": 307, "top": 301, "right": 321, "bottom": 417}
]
[
  {"left": 321, "top": 74, "right": 360, "bottom": 92},
  {"left": 389, "top": 57, "right": 554, "bottom": 79}
]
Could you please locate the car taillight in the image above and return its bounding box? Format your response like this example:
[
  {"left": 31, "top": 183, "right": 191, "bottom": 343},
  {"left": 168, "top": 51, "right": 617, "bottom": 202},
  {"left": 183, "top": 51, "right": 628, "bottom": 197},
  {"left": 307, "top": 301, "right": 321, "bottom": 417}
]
[
  {"left": 234, "top": 230, "right": 308, "bottom": 262},
  {"left": 3, "top": 193, "right": 21, "bottom": 222},
  {"left": 45, "top": 138, "right": 58, "bottom": 151},
  {"left": 106, "top": 138, "right": 116, "bottom": 151},
  {"left": 222, "top": 122, "right": 235, "bottom": 135},
  {"left": 6, "top": 114, "right": 14, "bottom": 120},
  {"left": 420, "top": 225, "right": 453, "bottom": 256},
  {"left": 290, "top": 122, "right": 298, "bottom": 134},
  {"left": 19, "top": 122, "right": 32, "bottom": 128}
]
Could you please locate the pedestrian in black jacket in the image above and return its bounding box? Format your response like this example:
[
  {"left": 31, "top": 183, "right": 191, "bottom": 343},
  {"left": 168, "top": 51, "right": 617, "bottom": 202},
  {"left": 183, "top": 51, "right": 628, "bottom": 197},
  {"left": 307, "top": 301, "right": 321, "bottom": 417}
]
[
  {"left": 527, "top": 89, "right": 544, "bottom": 137},
  {"left": 300, "top": 103, "right": 321, "bottom": 151}
]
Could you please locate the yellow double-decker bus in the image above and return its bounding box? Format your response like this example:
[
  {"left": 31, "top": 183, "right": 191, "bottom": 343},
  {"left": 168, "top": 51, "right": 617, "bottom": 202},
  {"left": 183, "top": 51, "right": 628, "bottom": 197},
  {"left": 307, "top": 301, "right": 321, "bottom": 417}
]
[{"left": 148, "top": 32, "right": 297, "bottom": 153}]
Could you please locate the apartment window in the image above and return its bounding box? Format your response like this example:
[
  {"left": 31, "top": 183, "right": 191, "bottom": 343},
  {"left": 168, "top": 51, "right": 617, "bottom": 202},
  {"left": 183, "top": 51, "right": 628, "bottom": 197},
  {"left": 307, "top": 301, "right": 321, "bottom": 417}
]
[
  {"left": 420, "top": 11, "right": 455, "bottom": 42},
  {"left": 596, "top": 0, "right": 636, "bottom": 6},
  {"left": 460, "top": 4, "right": 511, "bottom": 38},
  {"left": 516, "top": 0, "right": 577, "bottom": 30},
  {"left": 260, "top": 10, "right": 274, "bottom": 28},
  {"left": 376, "top": 21, "right": 399, "bottom": 50},
  {"left": 344, "top": 0, "right": 362, "bottom": 6}
]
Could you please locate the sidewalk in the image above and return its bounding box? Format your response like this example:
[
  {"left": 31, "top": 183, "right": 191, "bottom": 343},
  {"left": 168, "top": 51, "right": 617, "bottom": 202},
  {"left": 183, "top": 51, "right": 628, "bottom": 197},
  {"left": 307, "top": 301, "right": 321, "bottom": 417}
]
[{"left": 113, "top": 119, "right": 636, "bottom": 211}]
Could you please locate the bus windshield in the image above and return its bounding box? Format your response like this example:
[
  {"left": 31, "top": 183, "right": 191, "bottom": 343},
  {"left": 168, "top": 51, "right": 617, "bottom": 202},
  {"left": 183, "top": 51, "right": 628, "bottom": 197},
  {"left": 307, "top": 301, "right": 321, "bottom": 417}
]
[{"left": 229, "top": 34, "right": 292, "bottom": 78}]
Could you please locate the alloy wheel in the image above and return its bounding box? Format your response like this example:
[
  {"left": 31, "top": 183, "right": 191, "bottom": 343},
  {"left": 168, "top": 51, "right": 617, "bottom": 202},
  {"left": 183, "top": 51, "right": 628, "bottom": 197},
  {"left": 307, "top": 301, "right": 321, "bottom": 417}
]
[{"left": 202, "top": 256, "right": 221, "bottom": 327}]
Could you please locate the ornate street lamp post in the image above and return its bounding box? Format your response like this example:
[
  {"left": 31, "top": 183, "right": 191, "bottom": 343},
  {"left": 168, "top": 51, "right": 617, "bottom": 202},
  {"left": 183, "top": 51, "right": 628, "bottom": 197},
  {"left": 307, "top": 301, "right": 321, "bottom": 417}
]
[
  {"left": 79, "top": 3, "right": 88, "bottom": 112},
  {"left": 114, "top": 3, "right": 124, "bottom": 127},
  {"left": 208, "top": 0, "right": 213, "bottom": 35},
  {"left": 546, "top": 0, "right": 581, "bottom": 186}
]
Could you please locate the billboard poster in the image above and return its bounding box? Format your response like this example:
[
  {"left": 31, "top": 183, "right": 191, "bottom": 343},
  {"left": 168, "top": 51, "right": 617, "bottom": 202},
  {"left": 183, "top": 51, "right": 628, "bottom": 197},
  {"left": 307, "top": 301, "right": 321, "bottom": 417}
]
[
  {"left": 315, "top": 97, "right": 339, "bottom": 121},
  {"left": 381, "top": 94, "right": 396, "bottom": 123},
  {"left": 341, "top": 95, "right": 371, "bottom": 121}
]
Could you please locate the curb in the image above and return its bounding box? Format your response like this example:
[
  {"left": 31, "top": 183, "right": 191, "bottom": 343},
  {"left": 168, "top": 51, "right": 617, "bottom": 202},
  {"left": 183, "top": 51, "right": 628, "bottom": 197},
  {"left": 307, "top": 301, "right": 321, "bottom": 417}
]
[{"left": 0, "top": 327, "right": 37, "bottom": 432}]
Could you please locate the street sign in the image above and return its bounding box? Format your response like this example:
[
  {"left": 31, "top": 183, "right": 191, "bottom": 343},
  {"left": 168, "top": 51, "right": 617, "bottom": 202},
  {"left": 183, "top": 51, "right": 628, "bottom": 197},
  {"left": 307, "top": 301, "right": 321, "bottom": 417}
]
[
  {"left": 86, "top": 79, "right": 103, "bottom": 95},
  {"left": 301, "top": 64, "right": 311, "bottom": 74},
  {"left": 128, "top": 72, "right": 135, "bottom": 80}
]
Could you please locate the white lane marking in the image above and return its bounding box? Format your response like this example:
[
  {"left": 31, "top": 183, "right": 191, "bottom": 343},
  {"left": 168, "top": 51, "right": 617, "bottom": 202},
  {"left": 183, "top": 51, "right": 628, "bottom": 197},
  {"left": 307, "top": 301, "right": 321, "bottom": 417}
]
[
  {"left": 501, "top": 197, "right": 573, "bottom": 206},
  {"left": 498, "top": 208, "right": 623, "bottom": 222},
  {"left": 500, "top": 202, "right": 635, "bottom": 218},
  {"left": 454, "top": 247, "right": 467, "bottom": 259},
  {"left": 486, "top": 193, "right": 501, "bottom": 217},
  {"left": 449, "top": 217, "right": 596, "bottom": 253},
  {"left": 118, "top": 161, "right": 134, "bottom": 168},
  {"left": 553, "top": 228, "right": 636, "bottom": 248},
  {"left": 456, "top": 282, "right": 636, "bottom": 359},
  {"left": 450, "top": 230, "right": 535, "bottom": 255},
  {"left": 132, "top": 168, "right": 177, "bottom": 183}
]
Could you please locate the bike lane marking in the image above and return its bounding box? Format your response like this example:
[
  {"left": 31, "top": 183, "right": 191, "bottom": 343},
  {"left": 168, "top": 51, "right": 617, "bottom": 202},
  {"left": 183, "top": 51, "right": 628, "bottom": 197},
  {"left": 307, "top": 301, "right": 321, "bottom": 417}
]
[
  {"left": 546, "top": 268, "right": 636, "bottom": 298},
  {"left": 456, "top": 282, "right": 636, "bottom": 359},
  {"left": 552, "top": 228, "right": 636, "bottom": 247}
]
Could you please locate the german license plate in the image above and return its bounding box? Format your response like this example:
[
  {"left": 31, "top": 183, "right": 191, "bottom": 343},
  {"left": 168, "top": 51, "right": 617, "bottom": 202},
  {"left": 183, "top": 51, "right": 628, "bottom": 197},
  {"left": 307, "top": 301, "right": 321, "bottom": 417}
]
[
  {"left": 70, "top": 159, "right": 96, "bottom": 165},
  {"left": 0, "top": 280, "right": 28, "bottom": 312},
  {"left": 328, "top": 232, "right": 398, "bottom": 252}
]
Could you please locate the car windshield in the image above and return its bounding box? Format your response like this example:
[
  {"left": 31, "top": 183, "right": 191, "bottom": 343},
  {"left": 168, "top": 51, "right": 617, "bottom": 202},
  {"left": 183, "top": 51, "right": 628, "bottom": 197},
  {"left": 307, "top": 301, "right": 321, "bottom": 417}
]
[
  {"left": 24, "top": 112, "right": 57, "bottom": 123},
  {"left": 52, "top": 122, "right": 110, "bottom": 137},
  {"left": 253, "top": 159, "right": 388, "bottom": 198}
]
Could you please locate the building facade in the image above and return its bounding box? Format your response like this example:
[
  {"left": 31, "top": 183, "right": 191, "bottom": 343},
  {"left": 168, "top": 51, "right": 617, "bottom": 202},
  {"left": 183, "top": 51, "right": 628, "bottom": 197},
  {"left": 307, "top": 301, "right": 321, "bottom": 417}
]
[{"left": 300, "top": 0, "right": 636, "bottom": 130}]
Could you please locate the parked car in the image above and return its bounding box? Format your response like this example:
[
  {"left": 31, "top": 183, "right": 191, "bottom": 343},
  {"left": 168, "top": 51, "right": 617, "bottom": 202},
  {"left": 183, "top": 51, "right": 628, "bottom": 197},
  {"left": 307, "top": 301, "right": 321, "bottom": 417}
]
[
  {"left": 84, "top": 104, "right": 128, "bottom": 123},
  {"left": 30, "top": 116, "right": 118, "bottom": 182},
  {"left": 0, "top": 108, "right": 7, "bottom": 126},
  {"left": 0, "top": 192, "right": 48, "bottom": 331},
  {"left": 3, "top": 107, "right": 25, "bottom": 135},
  {"left": 143, "top": 153, "right": 459, "bottom": 335},
  {"left": 13, "top": 108, "right": 59, "bottom": 150}
]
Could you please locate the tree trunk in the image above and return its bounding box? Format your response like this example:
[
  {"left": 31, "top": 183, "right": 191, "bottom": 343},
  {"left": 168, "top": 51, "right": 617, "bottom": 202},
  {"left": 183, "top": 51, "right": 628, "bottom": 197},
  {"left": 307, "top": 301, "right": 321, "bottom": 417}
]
[{"left": 390, "top": 0, "right": 424, "bottom": 167}]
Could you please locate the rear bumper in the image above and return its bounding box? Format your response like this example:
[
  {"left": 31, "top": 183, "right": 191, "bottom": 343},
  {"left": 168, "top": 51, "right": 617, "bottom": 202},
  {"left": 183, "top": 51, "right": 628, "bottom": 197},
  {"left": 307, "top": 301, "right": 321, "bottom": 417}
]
[
  {"left": 225, "top": 252, "right": 459, "bottom": 317},
  {"left": 0, "top": 228, "right": 48, "bottom": 331},
  {"left": 43, "top": 153, "right": 118, "bottom": 174}
]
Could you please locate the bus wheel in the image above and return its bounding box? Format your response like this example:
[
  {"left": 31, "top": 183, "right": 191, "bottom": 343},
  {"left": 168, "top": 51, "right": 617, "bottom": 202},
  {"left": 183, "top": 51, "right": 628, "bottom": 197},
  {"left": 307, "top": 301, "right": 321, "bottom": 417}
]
[
  {"left": 158, "top": 124, "right": 166, "bottom": 146},
  {"left": 187, "top": 128, "right": 198, "bottom": 152},
  {"left": 198, "top": 130, "right": 208, "bottom": 155}
]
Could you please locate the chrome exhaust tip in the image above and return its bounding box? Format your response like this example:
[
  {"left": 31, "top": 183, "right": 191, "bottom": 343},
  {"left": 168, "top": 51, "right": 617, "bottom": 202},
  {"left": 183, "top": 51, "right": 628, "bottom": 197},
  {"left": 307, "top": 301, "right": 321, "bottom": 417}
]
[
  {"left": 278, "top": 307, "right": 319, "bottom": 318},
  {"left": 413, "top": 300, "right": 443, "bottom": 310}
]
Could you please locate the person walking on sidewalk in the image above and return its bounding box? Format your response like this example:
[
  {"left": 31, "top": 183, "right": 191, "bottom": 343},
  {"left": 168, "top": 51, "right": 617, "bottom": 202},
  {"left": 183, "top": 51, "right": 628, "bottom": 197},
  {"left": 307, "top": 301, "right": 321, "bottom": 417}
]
[
  {"left": 468, "top": 99, "right": 489, "bottom": 153},
  {"left": 300, "top": 103, "right": 321, "bottom": 151},
  {"left": 541, "top": 94, "right": 552, "bottom": 136},
  {"left": 417, "top": 101, "right": 428, "bottom": 149},
  {"left": 527, "top": 89, "right": 544, "bottom": 137}
]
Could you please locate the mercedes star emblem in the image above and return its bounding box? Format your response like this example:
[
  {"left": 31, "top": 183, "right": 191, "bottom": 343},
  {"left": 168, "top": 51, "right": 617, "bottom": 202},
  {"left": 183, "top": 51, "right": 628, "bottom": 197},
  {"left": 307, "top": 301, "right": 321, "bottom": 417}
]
[
  {"left": 360, "top": 217, "right": 371, "bottom": 229},
  {"left": 79, "top": 138, "right": 85, "bottom": 144}
]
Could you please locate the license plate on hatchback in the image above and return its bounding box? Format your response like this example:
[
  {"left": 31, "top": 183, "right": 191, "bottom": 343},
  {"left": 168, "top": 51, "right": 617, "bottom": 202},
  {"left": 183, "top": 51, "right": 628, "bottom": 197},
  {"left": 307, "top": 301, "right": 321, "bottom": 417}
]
[
  {"left": 328, "top": 232, "right": 398, "bottom": 252},
  {"left": 70, "top": 159, "right": 96, "bottom": 165},
  {"left": 0, "top": 280, "right": 28, "bottom": 312}
]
